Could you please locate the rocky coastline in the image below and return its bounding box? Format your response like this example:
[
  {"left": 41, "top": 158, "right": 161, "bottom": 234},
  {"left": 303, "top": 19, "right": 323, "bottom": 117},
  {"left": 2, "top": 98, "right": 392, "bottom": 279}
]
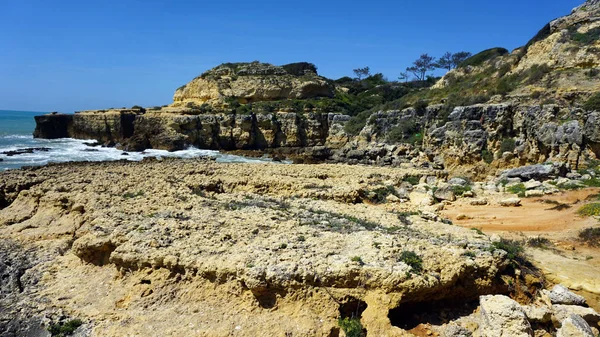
[{"left": 4, "top": 0, "right": 600, "bottom": 335}]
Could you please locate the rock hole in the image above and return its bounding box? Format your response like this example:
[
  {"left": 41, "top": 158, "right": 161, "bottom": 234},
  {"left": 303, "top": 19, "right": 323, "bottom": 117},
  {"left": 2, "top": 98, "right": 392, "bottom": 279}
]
[
  {"left": 140, "top": 279, "right": 151, "bottom": 285},
  {"left": 388, "top": 299, "right": 478, "bottom": 331},
  {"left": 76, "top": 241, "right": 117, "bottom": 266},
  {"left": 338, "top": 296, "right": 367, "bottom": 319},
  {"left": 252, "top": 289, "right": 278, "bottom": 309}
]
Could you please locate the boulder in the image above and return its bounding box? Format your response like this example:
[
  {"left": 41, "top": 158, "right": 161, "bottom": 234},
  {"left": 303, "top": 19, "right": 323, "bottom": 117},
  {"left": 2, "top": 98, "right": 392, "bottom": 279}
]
[
  {"left": 479, "top": 295, "right": 533, "bottom": 337},
  {"left": 500, "top": 198, "right": 522, "bottom": 207},
  {"left": 522, "top": 305, "right": 552, "bottom": 323},
  {"left": 556, "top": 314, "right": 595, "bottom": 337},
  {"left": 409, "top": 191, "right": 435, "bottom": 206},
  {"left": 552, "top": 305, "right": 600, "bottom": 326},
  {"left": 434, "top": 186, "right": 457, "bottom": 202},
  {"left": 549, "top": 285, "right": 587, "bottom": 306},
  {"left": 501, "top": 164, "right": 565, "bottom": 181},
  {"left": 470, "top": 199, "right": 488, "bottom": 206},
  {"left": 524, "top": 180, "right": 543, "bottom": 190},
  {"left": 525, "top": 190, "right": 544, "bottom": 197},
  {"left": 448, "top": 177, "right": 469, "bottom": 186}
]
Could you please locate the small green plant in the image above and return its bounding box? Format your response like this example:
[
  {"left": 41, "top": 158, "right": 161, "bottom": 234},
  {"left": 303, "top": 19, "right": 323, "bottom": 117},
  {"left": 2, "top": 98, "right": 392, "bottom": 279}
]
[
  {"left": 571, "top": 26, "right": 600, "bottom": 45},
  {"left": 506, "top": 183, "right": 527, "bottom": 198},
  {"left": 582, "top": 177, "right": 600, "bottom": 188},
  {"left": 279, "top": 243, "right": 288, "bottom": 249},
  {"left": 338, "top": 317, "right": 364, "bottom": 337},
  {"left": 462, "top": 251, "right": 477, "bottom": 258},
  {"left": 398, "top": 250, "right": 423, "bottom": 273},
  {"left": 526, "top": 236, "right": 552, "bottom": 249},
  {"left": 372, "top": 242, "right": 381, "bottom": 249},
  {"left": 492, "top": 239, "right": 525, "bottom": 262},
  {"left": 499, "top": 138, "right": 516, "bottom": 153},
  {"left": 481, "top": 149, "right": 494, "bottom": 164},
  {"left": 403, "top": 176, "right": 420, "bottom": 186},
  {"left": 48, "top": 319, "right": 83, "bottom": 337},
  {"left": 452, "top": 184, "right": 472, "bottom": 196},
  {"left": 351, "top": 256, "right": 364, "bottom": 265},
  {"left": 579, "top": 227, "right": 600, "bottom": 246},
  {"left": 123, "top": 191, "right": 144, "bottom": 199},
  {"left": 584, "top": 92, "right": 600, "bottom": 112},
  {"left": 471, "top": 227, "right": 484, "bottom": 235},
  {"left": 297, "top": 235, "right": 306, "bottom": 242},
  {"left": 577, "top": 203, "right": 600, "bottom": 217}
]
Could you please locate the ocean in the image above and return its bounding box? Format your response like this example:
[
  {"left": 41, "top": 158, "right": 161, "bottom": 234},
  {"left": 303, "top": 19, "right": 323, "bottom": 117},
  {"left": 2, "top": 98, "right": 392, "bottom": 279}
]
[{"left": 0, "top": 110, "right": 276, "bottom": 171}]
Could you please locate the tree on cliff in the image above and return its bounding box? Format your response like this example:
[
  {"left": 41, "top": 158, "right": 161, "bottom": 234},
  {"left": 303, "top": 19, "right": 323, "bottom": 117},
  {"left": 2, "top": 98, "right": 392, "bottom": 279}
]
[
  {"left": 407, "top": 54, "right": 436, "bottom": 81},
  {"left": 398, "top": 70, "right": 409, "bottom": 83},
  {"left": 353, "top": 67, "right": 371, "bottom": 80},
  {"left": 436, "top": 51, "right": 473, "bottom": 70}
]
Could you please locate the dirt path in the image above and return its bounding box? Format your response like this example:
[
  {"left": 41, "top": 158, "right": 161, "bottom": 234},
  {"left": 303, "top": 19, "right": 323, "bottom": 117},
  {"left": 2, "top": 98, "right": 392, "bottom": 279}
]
[{"left": 441, "top": 188, "right": 600, "bottom": 310}]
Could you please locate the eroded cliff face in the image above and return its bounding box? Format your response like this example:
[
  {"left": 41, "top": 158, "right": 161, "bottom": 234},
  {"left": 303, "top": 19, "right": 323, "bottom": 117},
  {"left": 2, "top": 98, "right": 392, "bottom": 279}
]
[{"left": 32, "top": 100, "right": 600, "bottom": 179}]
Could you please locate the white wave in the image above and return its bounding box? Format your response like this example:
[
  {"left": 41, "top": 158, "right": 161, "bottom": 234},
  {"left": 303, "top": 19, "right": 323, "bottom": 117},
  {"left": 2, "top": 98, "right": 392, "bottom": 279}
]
[
  {"left": 0, "top": 137, "right": 283, "bottom": 170},
  {"left": 1, "top": 134, "right": 33, "bottom": 140}
]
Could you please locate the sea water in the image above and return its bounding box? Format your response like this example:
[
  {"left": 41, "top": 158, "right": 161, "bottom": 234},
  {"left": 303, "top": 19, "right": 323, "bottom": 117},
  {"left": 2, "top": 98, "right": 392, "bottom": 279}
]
[{"left": 0, "top": 110, "right": 278, "bottom": 171}]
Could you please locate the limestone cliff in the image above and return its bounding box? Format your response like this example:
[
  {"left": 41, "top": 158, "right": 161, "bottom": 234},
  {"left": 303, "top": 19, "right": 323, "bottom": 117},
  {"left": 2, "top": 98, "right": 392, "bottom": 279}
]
[
  {"left": 433, "top": 0, "right": 600, "bottom": 107},
  {"left": 172, "top": 62, "right": 334, "bottom": 108}
]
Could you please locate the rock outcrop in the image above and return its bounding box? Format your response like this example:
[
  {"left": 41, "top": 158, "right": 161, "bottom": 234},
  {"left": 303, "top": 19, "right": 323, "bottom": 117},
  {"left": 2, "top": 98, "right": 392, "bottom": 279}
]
[
  {"left": 0, "top": 159, "right": 513, "bottom": 336},
  {"left": 172, "top": 62, "right": 334, "bottom": 107}
]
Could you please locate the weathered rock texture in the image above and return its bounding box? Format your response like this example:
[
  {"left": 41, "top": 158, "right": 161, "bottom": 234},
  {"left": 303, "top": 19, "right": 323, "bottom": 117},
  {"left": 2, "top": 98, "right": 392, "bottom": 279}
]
[
  {"left": 0, "top": 159, "right": 513, "bottom": 336},
  {"left": 172, "top": 62, "right": 334, "bottom": 107},
  {"left": 434, "top": 0, "right": 600, "bottom": 106}
]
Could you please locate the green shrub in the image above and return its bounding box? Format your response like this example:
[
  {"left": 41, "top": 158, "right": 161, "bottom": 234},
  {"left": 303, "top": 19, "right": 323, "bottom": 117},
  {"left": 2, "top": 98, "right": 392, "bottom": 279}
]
[
  {"left": 338, "top": 317, "right": 364, "bottom": 337},
  {"left": 495, "top": 74, "right": 521, "bottom": 95},
  {"left": 582, "top": 177, "right": 600, "bottom": 187},
  {"left": 48, "top": 319, "right": 83, "bottom": 337},
  {"left": 526, "top": 236, "right": 552, "bottom": 249},
  {"left": 579, "top": 227, "right": 600, "bottom": 246},
  {"left": 351, "top": 256, "right": 364, "bottom": 265},
  {"left": 131, "top": 105, "right": 146, "bottom": 112},
  {"left": 571, "top": 26, "right": 600, "bottom": 44},
  {"left": 481, "top": 149, "right": 494, "bottom": 164},
  {"left": 403, "top": 176, "right": 420, "bottom": 186},
  {"left": 584, "top": 93, "right": 600, "bottom": 112},
  {"left": 471, "top": 227, "right": 484, "bottom": 235},
  {"left": 492, "top": 239, "right": 524, "bottom": 261},
  {"left": 506, "top": 183, "right": 526, "bottom": 197},
  {"left": 413, "top": 100, "right": 428, "bottom": 114},
  {"left": 344, "top": 110, "right": 371, "bottom": 135},
  {"left": 281, "top": 62, "right": 318, "bottom": 76},
  {"left": 525, "top": 64, "right": 551, "bottom": 84},
  {"left": 578, "top": 203, "right": 600, "bottom": 217},
  {"left": 499, "top": 138, "right": 516, "bottom": 153},
  {"left": 398, "top": 250, "right": 423, "bottom": 273},
  {"left": 458, "top": 48, "right": 509, "bottom": 68},
  {"left": 386, "top": 119, "right": 421, "bottom": 145},
  {"left": 452, "top": 185, "right": 472, "bottom": 196}
]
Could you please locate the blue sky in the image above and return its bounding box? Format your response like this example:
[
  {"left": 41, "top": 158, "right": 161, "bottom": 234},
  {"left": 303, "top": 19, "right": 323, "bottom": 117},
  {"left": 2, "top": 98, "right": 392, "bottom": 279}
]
[{"left": 0, "top": 0, "right": 583, "bottom": 113}]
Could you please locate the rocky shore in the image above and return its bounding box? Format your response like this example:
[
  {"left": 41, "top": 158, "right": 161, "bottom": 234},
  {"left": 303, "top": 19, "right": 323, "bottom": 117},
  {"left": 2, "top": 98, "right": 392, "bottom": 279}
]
[
  {"left": 9, "top": 1, "right": 600, "bottom": 335},
  {"left": 1, "top": 158, "right": 599, "bottom": 336}
]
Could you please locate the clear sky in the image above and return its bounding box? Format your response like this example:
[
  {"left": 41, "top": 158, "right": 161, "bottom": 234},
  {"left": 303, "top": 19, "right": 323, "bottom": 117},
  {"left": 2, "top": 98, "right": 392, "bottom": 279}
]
[{"left": 0, "top": 0, "right": 583, "bottom": 113}]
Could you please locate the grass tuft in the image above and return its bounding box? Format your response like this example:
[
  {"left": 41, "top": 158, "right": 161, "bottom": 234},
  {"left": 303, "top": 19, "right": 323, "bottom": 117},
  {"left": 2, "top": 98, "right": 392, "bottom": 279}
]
[{"left": 398, "top": 250, "right": 423, "bottom": 273}]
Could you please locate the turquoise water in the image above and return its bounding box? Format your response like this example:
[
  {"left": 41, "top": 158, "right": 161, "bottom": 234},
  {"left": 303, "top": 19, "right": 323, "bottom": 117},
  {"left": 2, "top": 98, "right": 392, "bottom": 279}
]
[{"left": 0, "top": 110, "right": 277, "bottom": 170}]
